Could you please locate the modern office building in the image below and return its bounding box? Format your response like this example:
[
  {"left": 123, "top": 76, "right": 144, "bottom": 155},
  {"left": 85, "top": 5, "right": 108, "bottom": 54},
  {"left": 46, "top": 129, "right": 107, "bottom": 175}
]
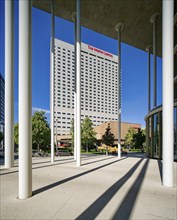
[
  {"left": 53, "top": 39, "right": 118, "bottom": 136},
  {"left": 0, "top": 73, "right": 5, "bottom": 125}
]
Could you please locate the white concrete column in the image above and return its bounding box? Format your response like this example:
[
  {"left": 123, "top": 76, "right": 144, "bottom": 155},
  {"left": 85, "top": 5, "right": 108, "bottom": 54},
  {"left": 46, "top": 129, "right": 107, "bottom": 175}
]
[
  {"left": 71, "top": 12, "right": 77, "bottom": 161},
  {"left": 76, "top": 0, "right": 81, "bottom": 166},
  {"left": 150, "top": 13, "right": 159, "bottom": 108},
  {"left": 115, "top": 23, "right": 124, "bottom": 159},
  {"left": 145, "top": 45, "right": 152, "bottom": 112},
  {"left": 5, "top": 0, "right": 14, "bottom": 169},
  {"left": 18, "top": 0, "right": 32, "bottom": 199},
  {"left": 162, "top": 0, "right": 174, "bottom": 187},
  {"left": 50, "top": 0, "right": 55, "bottom": 163}
]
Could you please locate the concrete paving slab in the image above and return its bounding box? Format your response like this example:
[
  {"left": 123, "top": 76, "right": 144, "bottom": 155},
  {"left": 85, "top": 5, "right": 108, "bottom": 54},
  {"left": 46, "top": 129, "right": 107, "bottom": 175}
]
[{"left": 0, "top": 154, "right": 176, "bottom": 220}]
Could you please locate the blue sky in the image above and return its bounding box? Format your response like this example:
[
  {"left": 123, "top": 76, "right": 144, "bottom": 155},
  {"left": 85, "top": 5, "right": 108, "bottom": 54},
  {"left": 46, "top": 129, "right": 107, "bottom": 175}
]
[{"left": 0, "top": 1, "right": 162, "bottom": 127}]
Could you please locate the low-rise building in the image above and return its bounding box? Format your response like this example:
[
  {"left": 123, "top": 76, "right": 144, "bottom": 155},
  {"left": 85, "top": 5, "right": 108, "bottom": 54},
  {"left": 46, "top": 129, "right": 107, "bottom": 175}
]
[
  {"left": 57, "top": 121, "right": 141, "bottom": 147},
  {"left": 94, "top": 121, "right": 141, "bottom": 146}
]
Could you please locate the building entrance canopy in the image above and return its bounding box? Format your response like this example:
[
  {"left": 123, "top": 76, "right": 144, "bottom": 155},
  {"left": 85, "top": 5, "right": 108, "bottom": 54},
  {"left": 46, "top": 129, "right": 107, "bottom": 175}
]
[{"left": 33, "top": 0, "right": 162, "bottom": 57}]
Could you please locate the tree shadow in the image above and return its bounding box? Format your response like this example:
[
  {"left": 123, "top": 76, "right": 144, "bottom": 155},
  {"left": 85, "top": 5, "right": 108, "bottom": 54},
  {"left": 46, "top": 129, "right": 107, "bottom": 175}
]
[
  {"left": 0, "top": 159, "right": 76, "bottom": 176},
  {"left": 81, "top": 154, "right": 107, "bottom": 161},
  {"left": 82, "top": 156, "right": 115, "bottom": 166},
  {"left": 32, "top": 157, "right": 74, "bottom": 165},
  {"left": 126, "top": 152, "right": 147, "bottom": 158},
  {"left": 111, "top": 159, "right": 149, "bottom": 219},
  {"left": 75, "top": 157, "right": 145, "bottom": 220},
  {"left": 33, "top": 157, "right": 127, "bottom": 196},
  {"left": 0, "top": 155, "right": 115, "bottom": 176}
]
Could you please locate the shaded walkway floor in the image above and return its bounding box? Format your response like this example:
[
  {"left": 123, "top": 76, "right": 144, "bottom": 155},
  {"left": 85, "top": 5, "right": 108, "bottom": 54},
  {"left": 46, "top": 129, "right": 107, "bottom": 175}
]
[{"left": 0, "top": 154, "right": 176, "bottom": 219}]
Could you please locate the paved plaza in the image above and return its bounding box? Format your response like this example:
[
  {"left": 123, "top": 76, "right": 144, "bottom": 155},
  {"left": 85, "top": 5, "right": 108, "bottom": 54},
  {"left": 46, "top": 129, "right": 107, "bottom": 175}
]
[{"left": 0, "top": 154, "right": 177, "bottom": 220}]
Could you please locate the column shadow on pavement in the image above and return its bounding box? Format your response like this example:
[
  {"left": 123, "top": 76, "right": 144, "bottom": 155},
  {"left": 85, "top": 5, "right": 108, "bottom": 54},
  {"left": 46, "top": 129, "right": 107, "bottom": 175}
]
[
  {"left": 157, "top": 159, "right": 162, "bottom": 183},
  {"left": 0, "top": 159, "right": 76, "bottom": 176},
  {"left": 32, "top": 157, "right": 127, "bottom": 196},
  {"left": 82, "top": 156, "right": 115, "bottom": 166},
  {"left": 76, "top": 157, "right": 148, "bottom": 220},
  {"left": 111, "top": 158, "right": 149, "bottom": 219}
]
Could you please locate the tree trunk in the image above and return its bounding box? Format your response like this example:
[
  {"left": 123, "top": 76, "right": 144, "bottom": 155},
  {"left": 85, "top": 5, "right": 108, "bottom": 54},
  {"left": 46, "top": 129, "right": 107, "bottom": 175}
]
[
  {"left": 37, "top": 143, "right": 40, "bottom": 152},
  {"left": 106, "top": 147, "right": 108, "bottom": 156}
]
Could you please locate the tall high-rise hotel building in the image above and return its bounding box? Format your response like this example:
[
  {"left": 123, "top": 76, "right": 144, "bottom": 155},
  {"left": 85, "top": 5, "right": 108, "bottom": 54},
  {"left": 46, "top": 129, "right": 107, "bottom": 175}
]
[{"left": 53, "top": 39, "right": 118, "bottom": 135}]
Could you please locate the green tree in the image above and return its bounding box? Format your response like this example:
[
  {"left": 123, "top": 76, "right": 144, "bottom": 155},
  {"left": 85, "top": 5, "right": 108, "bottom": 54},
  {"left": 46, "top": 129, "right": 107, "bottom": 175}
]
[
  {"left": 102, "top": 123, "right": 115, "bottom": 146},
  {"left": 0, "top": 130, "right": 4, "bottom": 143},
  {"left": 133, "top": 129, "right": 146, "bottom": 150},
  {"left": 13, "top": 111, "right": 50, "bottom": 151},
  {"left": 32, "top": 111, "right": 50, "bottom": 152},
  {"left": 14, "top": 123, "right": 19, "bottom": 145},
  {"left": 124, "top": 127, "right": 136, "bottom": 148},
  {"left": 81, "top": 117, "right": 96, "bottom": 152}
]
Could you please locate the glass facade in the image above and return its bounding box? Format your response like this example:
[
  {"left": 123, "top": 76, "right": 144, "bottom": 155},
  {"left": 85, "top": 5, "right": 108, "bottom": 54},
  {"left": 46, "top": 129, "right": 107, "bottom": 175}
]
[
  {"left": 174, "top": 107, "right": 177, "bottom": 161},
  {"left": 146, "top": 106, "right": 177, "bottom": 161},
  {"left": 146, "top": 4, "right": 177, "bottom": 161},
  {"left": 147, "top": 117, "right": 151, "bottom": 157}
]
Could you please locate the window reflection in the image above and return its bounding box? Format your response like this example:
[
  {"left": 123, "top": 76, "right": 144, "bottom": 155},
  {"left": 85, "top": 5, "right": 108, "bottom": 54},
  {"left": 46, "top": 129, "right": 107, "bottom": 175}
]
[{"left": 153, "top": 114, "right": 160, "bottom": 158}]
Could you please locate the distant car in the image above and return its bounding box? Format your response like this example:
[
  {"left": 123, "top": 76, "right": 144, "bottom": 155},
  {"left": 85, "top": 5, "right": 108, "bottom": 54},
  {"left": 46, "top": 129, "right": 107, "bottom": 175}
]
[
  {"left": 56, "top": 148, "right": 72, "bottom": 156},
  {"left": 32, "top": 150, "right": 39, "bottom": 157},
  {"left": 32, "top": 150, "right": 44, "bottom": 157}
]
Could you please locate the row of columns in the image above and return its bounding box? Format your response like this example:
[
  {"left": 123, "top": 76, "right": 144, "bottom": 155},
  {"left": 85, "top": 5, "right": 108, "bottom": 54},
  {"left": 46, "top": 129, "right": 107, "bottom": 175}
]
[
  {"left": 115, "top": 23, "right": 124, "bottom": 159},
  {"left": 145, "top": 0, "right": 174, "bottom": 187},
  {"left": 50, "top": 0, "right": 55, "bottom": 163},
  {"left": 71, "top": 12, "right": 77, "bottom": 161},
  {"left": 162, "top": 0, "right": 174, "bottom": 187},
  {"left": 5, "top": 0, "right": 14, "bottom": 169},
  {"left": 146, "top": 12, "right": 159, "bottom": 113},
  {"left": 50, "top": 0, "right": 81, "bottom": 165},
  {"left": 18, "top": 0, "right": 32, "bottom": 199},
  {"left": 5, "top": 0, "right": 33, "bottom": 199},
  {"left": 4, "top": 0, "right": 174, "bottom": 200},
  {"left": 75, "top": 0, "right": 81, "bottom": 167}
]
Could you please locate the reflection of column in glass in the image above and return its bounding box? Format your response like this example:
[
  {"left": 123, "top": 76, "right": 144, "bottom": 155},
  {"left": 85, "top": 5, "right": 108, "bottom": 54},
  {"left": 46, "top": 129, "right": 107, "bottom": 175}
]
[
  {"left": 5, "top": 0, "right": 14, "bottom": 169},
  {"left": 115, "top": 23, "right": 124, "bottom": 159},
  {"left": 162, "top": 0, "right": 174, "bottom": 187},
  {"left": 50, "top": 0, "right": 55, "bottom": 163},
  {"left": 150, "top": 13, "right": 159, "bottom": 108}
]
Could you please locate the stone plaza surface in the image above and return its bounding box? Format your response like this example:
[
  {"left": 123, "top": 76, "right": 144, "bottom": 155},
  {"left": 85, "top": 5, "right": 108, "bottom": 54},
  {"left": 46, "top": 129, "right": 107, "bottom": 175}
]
[{"left": 0, "top": 153, "right": 177, "bottom": 220}]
